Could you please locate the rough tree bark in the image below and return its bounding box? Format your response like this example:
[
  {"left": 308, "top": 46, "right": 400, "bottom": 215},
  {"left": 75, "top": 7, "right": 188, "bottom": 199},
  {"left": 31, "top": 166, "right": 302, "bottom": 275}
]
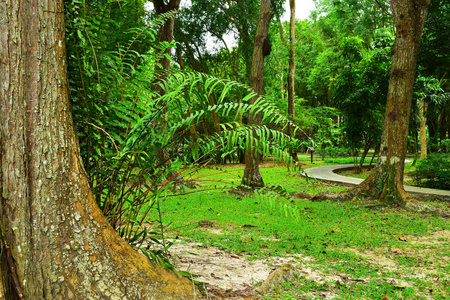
[
  {"left": 241, "top": 0, "right": 274, "bottom": 188},
  {"left": 0, "top": 1, "right": 195, "bottom": 299},
  {"left": 313, "top": 0, "right": 449, "bottom": 215},
  {"left": 360, "top": 0, "right": 430, "bottom": 206}
]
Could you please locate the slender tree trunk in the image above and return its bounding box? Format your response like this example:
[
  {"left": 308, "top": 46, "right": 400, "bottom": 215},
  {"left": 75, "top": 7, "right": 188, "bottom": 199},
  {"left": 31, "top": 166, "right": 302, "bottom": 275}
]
[
  {"left": 0, "top": 1, "right": 195, "bottom": 298},
  {"left": 357, "top": 137, "right": 372, "bottom": 173},
  {"left": 277, "top": 17, "right": 286, "bottom": 100},
  {"left": 153, "top": 0, "right": 184, "bottom": 182},
  {"left": 370, "top": 144, "right": 380, "bottom": 166},
  {"left": 241, "top": 0, "right": 274, "bottom": 188},
  {"left": 287, "top": 0, "right": 298, "bottom": 162},
  {"left": 153, "top": 0, "right": 181, "bottom": 74},
  {"left": 419, "top": 99, "right": 429, "bottom": 159},
  {"left": 287, "top": 0, "right": 296, "bottom": 120}
]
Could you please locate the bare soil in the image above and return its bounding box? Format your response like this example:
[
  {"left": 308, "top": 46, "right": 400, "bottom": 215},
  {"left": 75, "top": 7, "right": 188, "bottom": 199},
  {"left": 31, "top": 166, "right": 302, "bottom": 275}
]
[{"left": 168, "top": 229, "right": 450, "bottom": 299}]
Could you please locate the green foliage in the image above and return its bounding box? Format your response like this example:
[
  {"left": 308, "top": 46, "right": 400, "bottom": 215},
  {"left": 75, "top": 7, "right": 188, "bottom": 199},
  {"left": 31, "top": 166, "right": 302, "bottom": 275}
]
[
  {"left": 418, "top": 0, "right": 450, "bottom": 77},
  {"left": 332, "top": 31, "right": 390, "bottom": 152},
  {"left": 175, "top": 0, "right": 284, "bottom": 82},
  {"left": 316, "top": 147, "right": 352, "bottom": 158},
  {"left": 65, "top": 0, "right": 300, "bottom": 272},
  {"left": 306, "top": 107, "right": 343, "bottom": 157},
  {"left": 438, "top": 139, "right": 450, "bottom": 153},
  {"left": 156, "top": 164, "right": 449, "bottom": 298},
  {"left": 412, "top": 154, "right": 450, "bottom": 190},
  {"left": 324, "top": 157, "right": 377, "bottom": 164}
]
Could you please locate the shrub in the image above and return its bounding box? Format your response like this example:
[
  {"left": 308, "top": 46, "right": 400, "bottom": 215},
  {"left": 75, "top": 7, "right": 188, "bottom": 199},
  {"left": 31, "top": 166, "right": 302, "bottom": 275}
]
[
  {"left": 438, "top": 139, "right": 450, "bottom": 153},
  {"left": 316, "top": 147, "right": 352, "bottom": 158},
  {"left": 412, "top": 153, "right": 450, "bottom": 190}
]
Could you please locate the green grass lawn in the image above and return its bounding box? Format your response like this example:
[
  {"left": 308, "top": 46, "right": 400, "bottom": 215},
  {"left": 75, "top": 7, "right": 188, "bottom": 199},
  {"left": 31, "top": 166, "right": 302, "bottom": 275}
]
[{"left": 147, "top": 160, "right": 450, "bottom": 299}]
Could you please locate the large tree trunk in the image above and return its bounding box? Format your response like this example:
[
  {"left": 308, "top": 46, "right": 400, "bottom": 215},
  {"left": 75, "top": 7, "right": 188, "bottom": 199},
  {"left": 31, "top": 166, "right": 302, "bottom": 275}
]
[
  {"left": 370, "top": 0, "right": 430, "bottom": 205},
  {"left": 0, "top": 1, "right": 195, "bottom": 299},
  {"left": 241, "top": 0, "right": 274, "bottom": 188},
  {"left": 314, "top": 0, "right": 431, "bottom": 208}
]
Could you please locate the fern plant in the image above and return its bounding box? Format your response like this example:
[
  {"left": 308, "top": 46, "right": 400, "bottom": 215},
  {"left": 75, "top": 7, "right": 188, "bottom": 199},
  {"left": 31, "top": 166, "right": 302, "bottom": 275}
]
[{"left": 66, "top": 1, "right": 302, "bottom": 273}]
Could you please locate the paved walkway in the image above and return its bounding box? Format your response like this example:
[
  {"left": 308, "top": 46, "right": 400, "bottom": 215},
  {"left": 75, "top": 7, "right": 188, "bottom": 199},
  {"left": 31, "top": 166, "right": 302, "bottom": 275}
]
[{"left": 302, "top": 164, "right": 450, "bottom": 197}]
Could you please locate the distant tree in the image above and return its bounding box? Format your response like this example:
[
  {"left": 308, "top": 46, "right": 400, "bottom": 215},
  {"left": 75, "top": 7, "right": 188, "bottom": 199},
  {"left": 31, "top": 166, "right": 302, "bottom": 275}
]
[
  {"left": 333, "top": 35, "right": 391, "bottom": 171},
  {"left": 287, "top": 0, "right": 296, "bottom": 121},
  {"left": 418, "top": 0, "right": 450, "bottom": 146},
  {"left": 414, "top": 76, "right": 443, "bottom": 158}
]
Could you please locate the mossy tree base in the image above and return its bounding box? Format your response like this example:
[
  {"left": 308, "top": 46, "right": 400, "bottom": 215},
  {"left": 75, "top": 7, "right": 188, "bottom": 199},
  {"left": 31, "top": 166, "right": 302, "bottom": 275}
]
[{"left": 311, "top": 171, "right": 450, "bottom": 217}]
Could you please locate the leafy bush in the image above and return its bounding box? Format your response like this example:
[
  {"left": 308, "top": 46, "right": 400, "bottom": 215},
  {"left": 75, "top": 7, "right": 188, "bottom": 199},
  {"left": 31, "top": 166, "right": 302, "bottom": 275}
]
[
  {"left": 324, "top": 157, "right": 377, "bottom": 164},
  {"left": 412, "top": 153, "right": 450, "bottom": 190},
  {"left": 316, "top": 147, "right": 352, "bottom": 158},
  {"left": 438, "top": 139, "right": 450, "bottom": 153}
]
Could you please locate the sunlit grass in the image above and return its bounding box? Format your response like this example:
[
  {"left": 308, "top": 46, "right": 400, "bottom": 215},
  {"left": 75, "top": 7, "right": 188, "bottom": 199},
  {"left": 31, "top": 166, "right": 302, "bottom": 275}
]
[{"left": 147, "top": 163, "right": 450, "bottom": 299}]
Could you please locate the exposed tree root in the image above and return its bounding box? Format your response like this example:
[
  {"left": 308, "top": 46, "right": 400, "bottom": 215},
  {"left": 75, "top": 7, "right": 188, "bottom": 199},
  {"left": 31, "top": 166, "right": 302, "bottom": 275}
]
[
  {"left": 404, "top": 200, "right": 450, "bottom": 217},
  {"left": 310, "top": 172, "right": 450, "bottom": 217}
]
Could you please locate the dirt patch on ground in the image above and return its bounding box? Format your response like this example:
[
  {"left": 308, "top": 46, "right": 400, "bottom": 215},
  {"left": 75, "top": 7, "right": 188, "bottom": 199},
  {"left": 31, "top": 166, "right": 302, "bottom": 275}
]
[
  {"left": 167, "top": 229, "right": 450, "bottom": 299},
  {"left": 169, "top": 241, "right": 339, "bottom": 299},
  {"left": 343, "top": 229, "right": 450, "bottom": 294}
]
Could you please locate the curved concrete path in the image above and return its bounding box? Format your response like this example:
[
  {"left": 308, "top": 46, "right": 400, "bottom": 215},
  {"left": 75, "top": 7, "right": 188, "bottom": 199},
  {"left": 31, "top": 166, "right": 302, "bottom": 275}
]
[{"left": 302, "top": 164, "right": 450, "bottom": 197}]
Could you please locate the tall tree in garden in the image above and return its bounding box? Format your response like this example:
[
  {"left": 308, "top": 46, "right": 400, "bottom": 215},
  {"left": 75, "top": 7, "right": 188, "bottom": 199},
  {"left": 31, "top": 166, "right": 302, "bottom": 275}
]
[
  {"left": 0, "top": 1, "right": 195, "bottom": 298},
  {"left": 287, "top": 0, "right": 297, "bottom": 161},
  {"left": 287, "top": 0, "right": 296, "bottom": 120},
  {"left": 366, "top": 0, "right": 430, "bottom": 206},
  {"left": 414, "top": 76, "right": 443, "bottom": 159},
  {"left": 316, "top": 0, "right": 446, "bottom": 212},
  {"left": 418, "top": 0, "right": 450, "bottom": 145},
  {"left": 242, "top": 0, "right": 274, "bottom": 188}
]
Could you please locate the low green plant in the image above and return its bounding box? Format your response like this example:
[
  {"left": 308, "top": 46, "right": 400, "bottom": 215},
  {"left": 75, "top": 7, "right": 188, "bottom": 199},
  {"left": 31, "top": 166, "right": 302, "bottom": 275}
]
[
  {"left": 324, "top": 157, "right": 377, "bottom": 164},
  {"left": 317, "top": 147, "right": 352, "bottom": 158},
  {"left": 412, "top": 153, "right": 450, "bottom": 190},
  {"left": 149, "top": 164, "right": 449, "bottom": 298},
  {"left": 438, "top": 139, "right": 450, "bottom": 153}
]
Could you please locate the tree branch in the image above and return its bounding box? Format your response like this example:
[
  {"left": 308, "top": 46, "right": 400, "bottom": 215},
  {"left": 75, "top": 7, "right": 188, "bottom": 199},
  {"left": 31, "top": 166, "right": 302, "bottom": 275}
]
[{"left": 374, "top": 0, "right": 391, "bottom": 16}]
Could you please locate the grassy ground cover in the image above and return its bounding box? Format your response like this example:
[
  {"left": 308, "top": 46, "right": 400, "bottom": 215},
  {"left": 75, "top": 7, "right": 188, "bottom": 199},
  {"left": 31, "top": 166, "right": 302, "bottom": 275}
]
[{"left": 149, "top": 157, "right": 450, "bottom": 299}]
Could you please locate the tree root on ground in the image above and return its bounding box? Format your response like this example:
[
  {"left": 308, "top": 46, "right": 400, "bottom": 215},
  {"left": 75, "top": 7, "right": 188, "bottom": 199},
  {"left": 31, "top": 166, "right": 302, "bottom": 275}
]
[
  {"left": 404, "top": 199, "right": 450, "bottom": 217},
  {"left": 310, "top": 189, "right": 450, "bottom": 217}
]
